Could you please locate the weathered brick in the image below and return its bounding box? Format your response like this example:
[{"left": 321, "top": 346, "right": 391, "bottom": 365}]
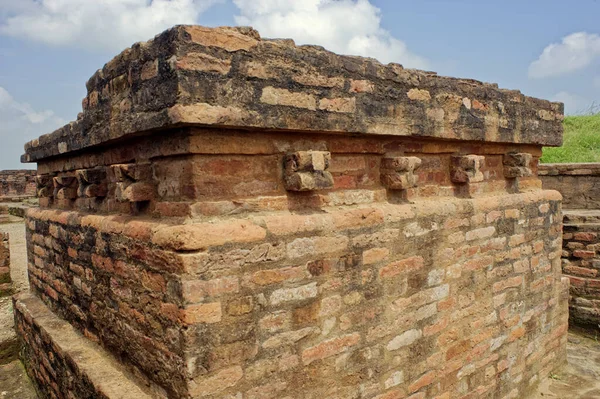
[
  {"left": 466, "top": 226, "right": 496, "bottom": 241},
  {"left": 380, "top": 256, "right": 424, "bottom": 279},
  {"left": 180, "top": 302, "right": 222, "bottom": 324},
  {"left": 301, "top": 333, "right": 361, "bottom": 365},
  {"left": 270, "top": 283, "right": 318, "bottom": 306}
]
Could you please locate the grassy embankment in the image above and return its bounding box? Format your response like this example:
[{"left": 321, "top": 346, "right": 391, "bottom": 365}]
[{"left": 541, "top": 113, "right": 600, "bottom": 163}]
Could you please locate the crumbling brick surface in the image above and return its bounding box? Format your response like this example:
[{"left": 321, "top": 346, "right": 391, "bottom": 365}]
[{"left": 17, "top": 25, "right": 567, "bottom": 399}]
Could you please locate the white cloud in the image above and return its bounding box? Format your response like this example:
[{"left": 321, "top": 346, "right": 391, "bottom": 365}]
[
  {"left": 0, "top": 86, "right": 65, "bottom": 169},
  {"left": 529, "top": 32, "right": 600, "bottom": 79},
  {"left": 0, "top": 0, "right": 219, "bottom": 52},
  {"left": 551, "top": 91, "right": 591, "bottom": 115},
  {"left": 233, "top": 0, "right": 429, "bottom": 69}
]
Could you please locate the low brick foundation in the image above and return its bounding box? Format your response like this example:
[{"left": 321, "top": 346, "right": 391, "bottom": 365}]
[
  {"left": 14, "top": 292, "right": 153, "bottom": 398},
  {"left": 17, "top": 25, "right": 567, "bottom": 399}
]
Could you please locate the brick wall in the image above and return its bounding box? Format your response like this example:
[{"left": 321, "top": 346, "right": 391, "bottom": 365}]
[
  {"left": 540, "top": 163, "right": 600, "bottom": 328},
  {"left": 17, "top": 25, "right": 567, "bottom": 399},
  {"left": 0, "top": 169, "right": 36, "bottom": 199},
  {"left": 539, "top": 163, "right": 600, "bottom": 209},
  {"left": 25, "top": 187, "right": 568, "bottom": 398},
  {"left": 562, "top": 212, "right": 600, "bottom": 327}
]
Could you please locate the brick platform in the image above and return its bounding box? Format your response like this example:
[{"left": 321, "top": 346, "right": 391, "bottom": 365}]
[{"left": 17, "top": 25, "right": 567, "bottom": 399}]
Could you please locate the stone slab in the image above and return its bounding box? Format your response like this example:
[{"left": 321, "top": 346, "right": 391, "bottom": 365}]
[{"left": 23, "top": 26, "right": 563, "bottom": 163}]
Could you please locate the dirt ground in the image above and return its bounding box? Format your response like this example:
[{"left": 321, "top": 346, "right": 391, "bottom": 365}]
[
  {"left": 533, "top": 327, "right": 600, "bottom": 399},
  {"left": 0, "top": 218, "right": 29, "bottom": 293},
  {"left": 0, "top": 217, "right": 37, "bottom": 398}
]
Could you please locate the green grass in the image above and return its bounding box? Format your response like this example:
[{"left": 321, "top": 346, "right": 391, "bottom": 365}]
[{"left": 541, "top": 113, "right": 600, "bottom": 163}]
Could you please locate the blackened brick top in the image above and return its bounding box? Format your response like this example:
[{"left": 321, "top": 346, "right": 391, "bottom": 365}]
[{"left": 23, "top": 25, "right": 564, "bottom": 162}]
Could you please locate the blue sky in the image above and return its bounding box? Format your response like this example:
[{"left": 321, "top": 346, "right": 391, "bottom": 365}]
[{"left": 0, "top": 0, "right": 599, "bottom": 169}]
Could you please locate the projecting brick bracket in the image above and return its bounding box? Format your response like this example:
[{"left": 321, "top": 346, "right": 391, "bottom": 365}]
[
  {"left": 283, "top": 151, "right": 334, "bottom": 191},
  {"left": 53, "top": 176, "right": 78, "bottom": 200},
  {"left": 35, "top": 174, "right": 55, "bottom": 199},
  {"left": 76, "top": 168, "right": 108, "bottom": 198},
  {"left": 450, "top": 155, "right": 485, "bottom": 184},
  {"left": 380, "top": 155, "right": 422, "bottom": 190},
  {"left": 112, "top": 163, "right": 155, "bottom": 203},
  {"left": 503, "top": 152, "right": 533, "bottom": 179}
]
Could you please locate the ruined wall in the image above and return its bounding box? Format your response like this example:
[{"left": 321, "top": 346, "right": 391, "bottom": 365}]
[
  {"left": 0, "top": 232, "right": 10, "bottom": 297},
  {"left": 16, "top": 25, "right": 567, "bottom": 399},
  {"left": 539, "top": 163, "right": 600, "bottom": 209},
  {"left": 539, "top": 163, "right": 600, "bottom": 328},
  {"left": 0, "top": 169, "right": 36, "bottom": 199},
  {"left": 561, "top": 212, "right": 600, "bottom": 327}
]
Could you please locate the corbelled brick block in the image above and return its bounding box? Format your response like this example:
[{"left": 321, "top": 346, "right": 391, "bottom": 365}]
[
  {"left": 503, "top": 152, "right": 533, "bottom": 178},
  {"left": 451, "top": 155, "right": 485, "bottom": 184},
  {"left": 380, "top": 156, "right": 422, "bottom": 190},
  {"left": 283, "top": 151, "right": 334, "bottom": 191}
]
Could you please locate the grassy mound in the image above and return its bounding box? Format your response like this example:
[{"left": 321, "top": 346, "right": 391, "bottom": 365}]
[{"left": 541, "top": 113, "right": 600, "bottom": 163}]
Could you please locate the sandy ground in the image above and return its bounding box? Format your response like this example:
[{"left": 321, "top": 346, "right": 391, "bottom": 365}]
[
  {"left": 0, "top": 218, "right": 36, "bottom": 397},
  {"left": 532, "top": 328, "right": 600, "bottom": 399},
  {"left": 0, "top": 219, "right": 28, "bottom": 293},
  {"left": 0, "top": 360, "right": 38, "bottom": 398},
  {"left": 0, "top": 218, "right": 27, "bottom": 349}
]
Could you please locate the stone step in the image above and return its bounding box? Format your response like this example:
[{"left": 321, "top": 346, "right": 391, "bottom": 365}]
[
  {"left": 564, "top": 210, "right": 600, "bottom": 225},
  {"left": 13, "top": 293, "right": 156, "bottom": 399}
]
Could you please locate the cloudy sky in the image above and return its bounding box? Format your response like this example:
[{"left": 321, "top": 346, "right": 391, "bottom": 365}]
[{"left": 0, "top": 0, "right": 599, "bottom": 169}]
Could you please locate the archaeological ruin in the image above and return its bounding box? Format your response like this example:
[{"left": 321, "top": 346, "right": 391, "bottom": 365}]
[
  {"left": 540, "top": 163, "right": 600, "bottom": 328},
  {"left": 0, "top": 170, "right": 36, "bottom": 201},
  {"left": 14, "top": 25, "right": 568, "bottom": 398}
]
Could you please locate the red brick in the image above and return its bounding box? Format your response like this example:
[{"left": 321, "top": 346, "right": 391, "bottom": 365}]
[
  {"left": 380, "top": 256, "right": 424, "bottom": 279},
  {"left": 408, "top": 371, "right": 436, "bottom": 393},
  {"left": 301, "top": 333, "right": 361, "bottom": 365},
  {"left": 180, "top": 302, "right": 222, "bottom": 324}
]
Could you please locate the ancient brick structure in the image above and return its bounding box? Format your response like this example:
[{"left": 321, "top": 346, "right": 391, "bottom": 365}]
[
  {"left": 15, "top": 25, "right": 568, "bottom": 399},
  {"left": 540, "top": 163, "right": 600, "bottom": 328},
  {"left": 0, "top": 169, "right": 36, "bottom": 200},
  {"left": 0, "top": 232, "right": 10, "bottom": 297},
  {"left": 539, "top": 163, "right": 600, "bottom": 210}
]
